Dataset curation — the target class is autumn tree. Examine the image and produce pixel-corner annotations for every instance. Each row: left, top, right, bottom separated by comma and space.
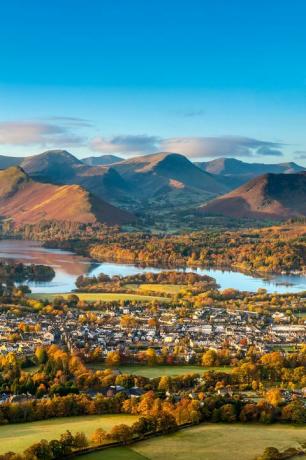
265, 388, 282, 407
106, 350, 121, 367
91, 428, 107, 445
108, 424, 133, 444
202, 349, 217, 367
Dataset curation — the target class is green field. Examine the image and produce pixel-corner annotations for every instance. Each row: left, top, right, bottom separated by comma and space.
296, 312, 306, 318
0, 414, 138, 455
125, 283, 184, 295
88, 364, 231, 378
22, 365, 39, 373
80, 424, 306, 460
80, 447, 148, 460
31, 292, 169, 303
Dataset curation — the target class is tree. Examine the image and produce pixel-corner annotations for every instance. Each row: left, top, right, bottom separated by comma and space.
60, 430, 75, 448
158, 376, 172, 392
156, 412, 177, 433
67, 294, 79, 307
255, 446, 281, 460
219, 404, 236, 423
48, 439, 66, 458
106, 350, 120, 367
23, 440, 53, 460
115, 374, 135, 388
109, 424, 133, 444
73, 432, 88, 448
145, 348, 157, 366
281, 400, 306, 424
35, 347, 47, 365
265, 388, 282, 407
91, 428, 107, 445
120, 315, 137, 329
131, 416, 157, 437
202, 349, 217, 367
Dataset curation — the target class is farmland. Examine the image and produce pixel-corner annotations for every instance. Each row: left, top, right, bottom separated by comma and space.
88, 364, 232, 378
31, 292, 169, 303
0, 414, 138, 455
78, 424, 306, 460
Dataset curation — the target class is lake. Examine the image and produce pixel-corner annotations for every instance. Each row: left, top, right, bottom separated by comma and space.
0, 239, 306, 294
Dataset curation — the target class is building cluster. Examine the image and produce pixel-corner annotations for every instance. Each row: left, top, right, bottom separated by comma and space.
0, 303, 304, 361
0, 312, 60, 355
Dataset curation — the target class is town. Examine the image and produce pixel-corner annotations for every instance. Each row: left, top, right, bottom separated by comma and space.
0, 290, 305, 364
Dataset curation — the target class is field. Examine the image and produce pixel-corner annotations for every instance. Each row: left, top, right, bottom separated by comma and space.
0, 414, 138, 455
31, 292, 169, 303
22, 365, 39, 373
80, 447, 148, 460
88, 364, 232, 378
80, 424, 306, 460
125, 283, 184, 295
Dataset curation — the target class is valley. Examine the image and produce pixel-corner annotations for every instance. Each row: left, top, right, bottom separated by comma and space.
2, 4, 306, 460
0, 151, 305, 460
1, 239, 306, 294
0, 150, 304, 230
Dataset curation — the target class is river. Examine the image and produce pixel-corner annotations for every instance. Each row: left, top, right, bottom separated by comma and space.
0, 240, 306, 294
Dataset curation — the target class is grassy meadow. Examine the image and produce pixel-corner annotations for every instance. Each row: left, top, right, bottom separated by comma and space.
0, 414, 138, 455
31, 292, 169, 303
80, 447, 148, 460
88, 364, 232, 378
78, 424, 306, 460
125, 283, 184, 295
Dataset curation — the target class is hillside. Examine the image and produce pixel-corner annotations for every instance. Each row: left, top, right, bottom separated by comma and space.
196, 158, 305, 188
20, 149, 133, 205
21, 149, 83, 181
82, 155, 123, 166
0, 155, 23, 169
19, 150, 228, 212
113, 152, 228, 199
199, 172, 306, 220
0, 166, 133, 225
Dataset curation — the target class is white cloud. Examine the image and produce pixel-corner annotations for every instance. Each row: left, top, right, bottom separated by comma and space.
0, 121, 85, 146
160, 136, 284, 158
90, 134, 284, 158
91, 134, 160, 154
294, 150, 306, 160
0, 121, 285, 160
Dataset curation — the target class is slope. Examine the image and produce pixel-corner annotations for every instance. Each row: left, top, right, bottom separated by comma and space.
199, 172, 306, 220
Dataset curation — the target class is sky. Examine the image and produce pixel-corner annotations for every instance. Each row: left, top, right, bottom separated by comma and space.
0, 0, 305, 164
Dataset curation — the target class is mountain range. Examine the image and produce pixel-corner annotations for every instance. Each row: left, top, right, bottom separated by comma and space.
3, 150, 230, 209
196, 158, 304, 188
0, 150, 305, 225
111, 152, 228, 205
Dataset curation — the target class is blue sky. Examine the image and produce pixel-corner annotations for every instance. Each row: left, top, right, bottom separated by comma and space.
0, 0, 305, 163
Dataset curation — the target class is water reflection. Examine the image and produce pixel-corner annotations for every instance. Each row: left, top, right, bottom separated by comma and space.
0, 240, 305, 294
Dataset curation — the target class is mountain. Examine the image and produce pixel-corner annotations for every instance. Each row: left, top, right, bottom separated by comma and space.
0, 166, 133, 225
199, 172, 306, 220
21, 149, 83, 181
196, 158, 305, 188
0, 155, 23, 169
72, 165, 134, 206
113, 152, 228, 200
20, 150, 227, 212
82, 155, 123, 166
197, 158, 304, 175
20, 149, 133, 205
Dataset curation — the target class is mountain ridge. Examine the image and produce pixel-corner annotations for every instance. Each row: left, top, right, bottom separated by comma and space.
199, 172, 306, 220
0, 166, 133, 225
82, 154, 123, 166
